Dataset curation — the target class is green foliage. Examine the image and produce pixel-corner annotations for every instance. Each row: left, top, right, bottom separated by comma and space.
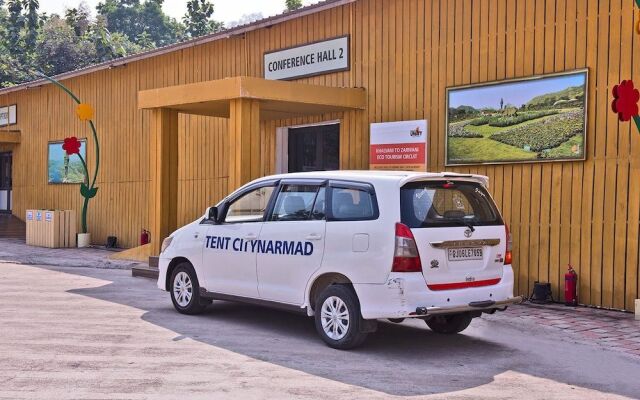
488, 110, 559, 127
183, 0, 223, 38
448, 122, 483, 138
525, 85, 584, 110
448, 105, 479, 122
467, 116, 491, 126
35, 16, 96, 76
489, 110, 584, 152
0, 0, 223, 86
465, 110, 559, 128
24, 0, 39, 50
6, 0, 24, 56
65, 3, 91, 36
285, 0, 303, 11
96, 0, 184, 47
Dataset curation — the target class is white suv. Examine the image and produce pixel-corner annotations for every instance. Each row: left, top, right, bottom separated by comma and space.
158, 171, 521, 349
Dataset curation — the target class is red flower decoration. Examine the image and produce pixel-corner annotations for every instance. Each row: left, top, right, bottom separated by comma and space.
62, 137, 81, 156
612, 80, 640, 122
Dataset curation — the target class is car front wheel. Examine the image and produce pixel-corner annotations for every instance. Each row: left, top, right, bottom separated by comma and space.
425, 313, 473, 334
170, 263, 207, 315
314, 285, 368, 350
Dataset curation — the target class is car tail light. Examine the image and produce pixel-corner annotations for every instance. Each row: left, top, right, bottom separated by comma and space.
504, 224, 512, 265
392, 223, 423, 272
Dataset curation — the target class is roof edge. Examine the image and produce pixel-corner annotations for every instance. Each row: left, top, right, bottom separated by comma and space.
0, 0, 356, 96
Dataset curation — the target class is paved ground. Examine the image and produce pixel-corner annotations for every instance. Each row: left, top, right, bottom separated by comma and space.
485, 302, 640, 359
1, 261, 639, 400
0, 238, 144, 269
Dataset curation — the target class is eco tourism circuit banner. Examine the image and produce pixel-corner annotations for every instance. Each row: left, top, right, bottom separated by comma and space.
48, 139, 87, 184
370, 120, 428, 171
446, 70, 587, 165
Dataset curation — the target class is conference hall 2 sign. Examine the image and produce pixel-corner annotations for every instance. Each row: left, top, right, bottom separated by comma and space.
264, 36, 349, 80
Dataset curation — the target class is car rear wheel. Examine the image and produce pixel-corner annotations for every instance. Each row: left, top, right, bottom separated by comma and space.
425, 313, 473, 334
170, 263, 208, 315
314, 285, 368, 350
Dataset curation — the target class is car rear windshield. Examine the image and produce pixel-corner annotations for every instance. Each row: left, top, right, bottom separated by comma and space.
400, 180, 503, 228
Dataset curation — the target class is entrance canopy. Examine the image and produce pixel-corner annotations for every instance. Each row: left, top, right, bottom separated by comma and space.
134, 76, 366, 257
138, 76, 366, 120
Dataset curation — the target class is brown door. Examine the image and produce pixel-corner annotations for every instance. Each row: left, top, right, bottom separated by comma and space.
0, 152, 12, 212
288, 124, 340, 172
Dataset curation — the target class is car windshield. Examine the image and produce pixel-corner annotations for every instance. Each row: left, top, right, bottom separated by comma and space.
400, 180, 503, 228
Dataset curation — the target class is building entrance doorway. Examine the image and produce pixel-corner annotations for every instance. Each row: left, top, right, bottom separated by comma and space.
287, 123, 339, 172
0, 152, 12, 213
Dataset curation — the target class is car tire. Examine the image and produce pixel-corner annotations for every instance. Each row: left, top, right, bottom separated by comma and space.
314, 284, 369, 350
170, 263, 208, 315
425, 313, 473, 334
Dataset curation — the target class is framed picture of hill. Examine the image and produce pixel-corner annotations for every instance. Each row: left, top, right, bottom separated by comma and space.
445, 69, 588, 165
48, 139, 87, 184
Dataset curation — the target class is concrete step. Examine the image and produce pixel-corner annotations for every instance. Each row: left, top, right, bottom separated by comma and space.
132, 265, 159, 279
149, 256, 159, 268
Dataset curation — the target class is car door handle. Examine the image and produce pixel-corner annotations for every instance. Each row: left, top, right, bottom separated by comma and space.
305, 233, 323, 240
244, 233, 258, 241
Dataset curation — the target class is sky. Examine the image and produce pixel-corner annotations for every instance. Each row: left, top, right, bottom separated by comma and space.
37, 0, 320, 25
449, 73, 586, 109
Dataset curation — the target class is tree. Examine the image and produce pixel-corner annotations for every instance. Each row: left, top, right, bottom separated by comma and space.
6, 0, 24, 56
91, 15, 141, 62
183, 0, 223, 38
285, 0, 303, 11
96, 0, 183, 47
35, 16, 96, 76
24, 0, 40, 51
0, 2, 28, 87
65, 2, 91, 37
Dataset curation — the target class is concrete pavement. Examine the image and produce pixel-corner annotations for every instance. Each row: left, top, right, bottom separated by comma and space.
0, 238, 145, 269
0, 261, 638, 399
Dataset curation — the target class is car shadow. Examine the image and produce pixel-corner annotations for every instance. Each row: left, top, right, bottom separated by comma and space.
53, 266, 639, 397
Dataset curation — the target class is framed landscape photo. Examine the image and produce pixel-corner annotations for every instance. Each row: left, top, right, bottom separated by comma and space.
445, 69, 588, 165
48, 139, 87, 184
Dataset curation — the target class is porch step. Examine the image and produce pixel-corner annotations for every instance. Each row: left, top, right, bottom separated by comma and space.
0, 214, 25, 240
131, 256, 159, 279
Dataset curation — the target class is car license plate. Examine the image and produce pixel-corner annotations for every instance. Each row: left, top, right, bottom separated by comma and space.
448, 247, 483, 261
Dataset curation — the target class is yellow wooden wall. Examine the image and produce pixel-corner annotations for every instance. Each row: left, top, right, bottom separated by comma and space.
1, 0, 638, 310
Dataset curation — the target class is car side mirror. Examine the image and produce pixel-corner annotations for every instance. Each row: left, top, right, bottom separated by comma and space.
206, 206, 219, 223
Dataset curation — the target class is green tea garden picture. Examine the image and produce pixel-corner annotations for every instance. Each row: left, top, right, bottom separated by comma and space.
48, 139, 87, 184
446, 71, 587, 165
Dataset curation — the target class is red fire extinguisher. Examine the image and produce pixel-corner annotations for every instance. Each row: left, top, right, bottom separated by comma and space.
564, 264, 578, 306
140, 229, 150, 246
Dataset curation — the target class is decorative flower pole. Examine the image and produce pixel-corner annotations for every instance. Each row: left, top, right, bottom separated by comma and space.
612, 1, 640, 134
611, 80, 640, 132
39, 73, 100, 241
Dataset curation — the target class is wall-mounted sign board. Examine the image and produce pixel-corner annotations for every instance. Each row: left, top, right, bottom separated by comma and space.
0, 105, 16, 126
264, 36, 349, 80
369, 120, 428, 172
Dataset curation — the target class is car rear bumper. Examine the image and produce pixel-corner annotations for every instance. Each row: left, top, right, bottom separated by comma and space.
413, 296, 523, 316
353, 265, 518, 319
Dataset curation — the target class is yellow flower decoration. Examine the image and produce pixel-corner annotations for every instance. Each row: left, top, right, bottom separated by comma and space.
76, 103, 94, 121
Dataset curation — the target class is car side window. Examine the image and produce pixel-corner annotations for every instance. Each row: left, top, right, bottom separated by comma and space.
270, 185, 323, 221
224, 186, 275, 223
330, 187, 376, 220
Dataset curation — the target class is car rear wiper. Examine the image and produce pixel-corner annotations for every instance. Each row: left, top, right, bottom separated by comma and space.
452, 218, 475, 232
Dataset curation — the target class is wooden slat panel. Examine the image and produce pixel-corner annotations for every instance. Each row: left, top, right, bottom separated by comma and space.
1, 0, 638, 310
